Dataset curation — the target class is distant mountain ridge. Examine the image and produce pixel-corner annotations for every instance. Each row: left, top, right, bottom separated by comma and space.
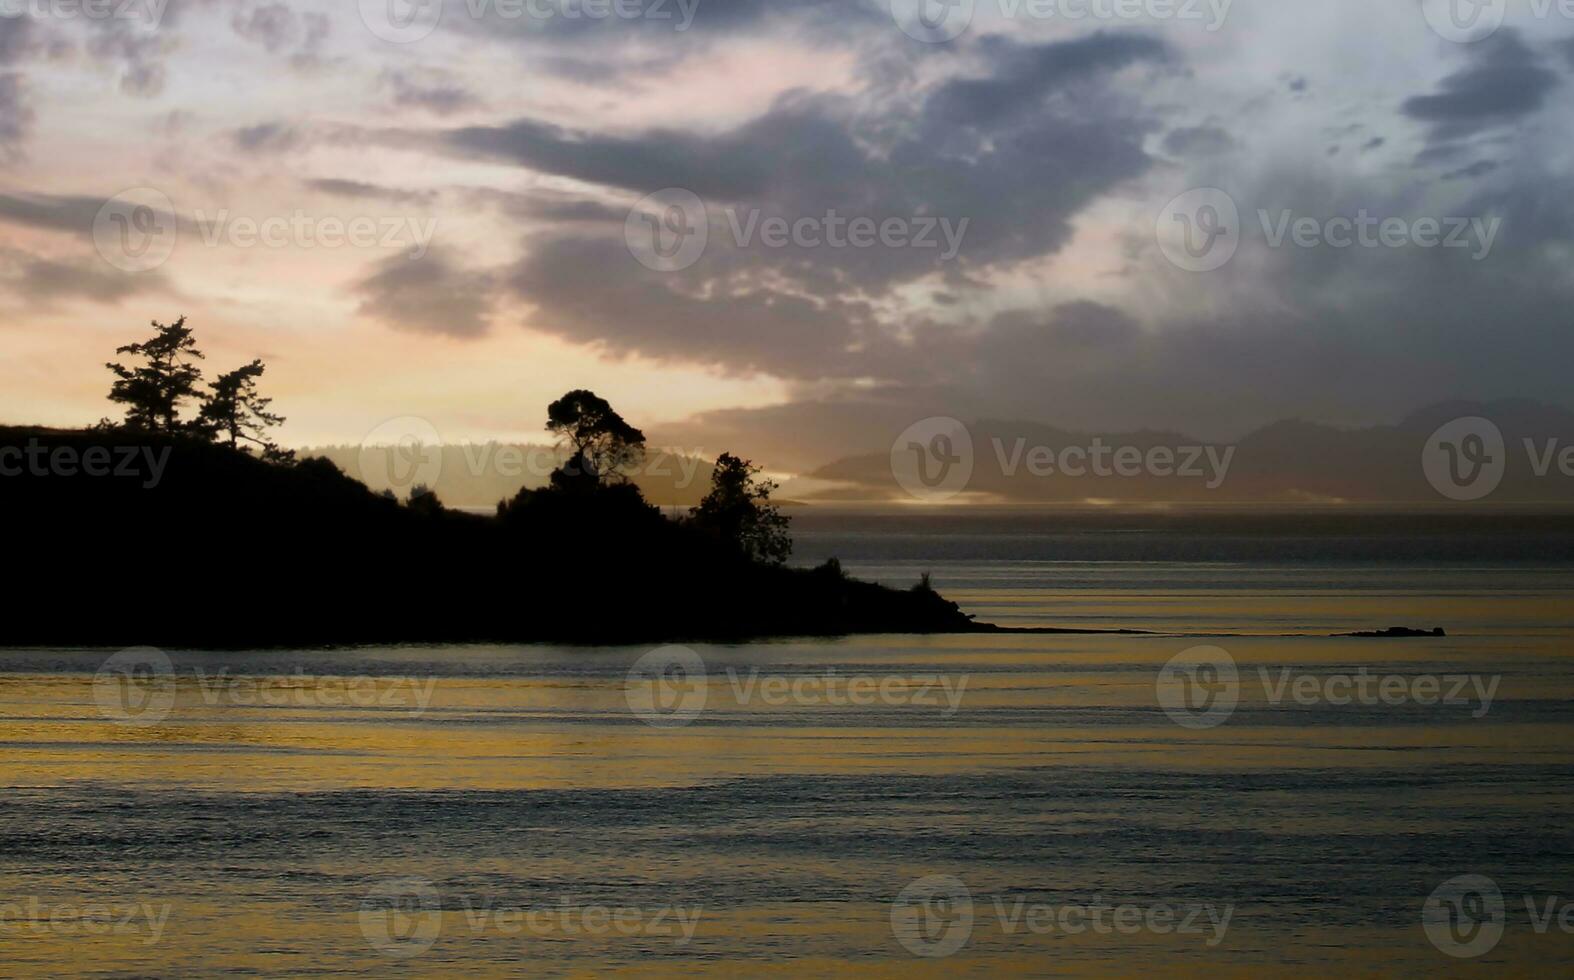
808, 400, 1574, 505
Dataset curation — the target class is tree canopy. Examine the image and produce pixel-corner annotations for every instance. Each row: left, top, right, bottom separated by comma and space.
105, 316, 289, 461
690, 452, 792, 565
545, 389, 646, 486
105, 316, 206, 433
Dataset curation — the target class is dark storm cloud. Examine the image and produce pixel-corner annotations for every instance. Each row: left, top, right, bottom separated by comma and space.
447, 114, 776, 199
452, 32, 1173, 359
1401, 31, 1560, 143
921, 32, 1168, 131
508, 232, 877, 376
355, 249, 497, 339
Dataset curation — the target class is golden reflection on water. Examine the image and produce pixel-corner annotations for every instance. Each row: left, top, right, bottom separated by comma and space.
2, 583, 1573, 975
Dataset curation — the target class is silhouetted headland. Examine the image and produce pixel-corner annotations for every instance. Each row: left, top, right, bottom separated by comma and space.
1, 421, 1001, 647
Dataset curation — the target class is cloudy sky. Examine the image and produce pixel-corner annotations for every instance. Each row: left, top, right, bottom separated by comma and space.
3, 0, 1572, 471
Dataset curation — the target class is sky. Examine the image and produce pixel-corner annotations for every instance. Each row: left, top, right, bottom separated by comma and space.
2, 0, 1572, 472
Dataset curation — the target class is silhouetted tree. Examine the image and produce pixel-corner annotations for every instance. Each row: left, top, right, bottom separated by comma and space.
105, 316, 205, 433
690, 453, 792, 564
196, 359, 292, 462
545, 390, 645, 486
407, 483, 444, 514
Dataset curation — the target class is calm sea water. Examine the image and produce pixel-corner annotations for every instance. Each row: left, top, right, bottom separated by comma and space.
4, 512, 1574, 976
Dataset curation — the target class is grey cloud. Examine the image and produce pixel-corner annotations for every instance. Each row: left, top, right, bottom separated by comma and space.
464, 31, 1171, 351
381, 68, 480, 115
232, 2, 330, 70
355, 249, 496, 339
304, 178, 436, 204
0, 247, 169, 306
231, 121, 304, 152
0, 73, 30, 160
84, 18, 173, 97
0, 191, 120, 234
1441, 160, 1499, 180
1163, 125, 1236, 158
1401, 32, 1559, 143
